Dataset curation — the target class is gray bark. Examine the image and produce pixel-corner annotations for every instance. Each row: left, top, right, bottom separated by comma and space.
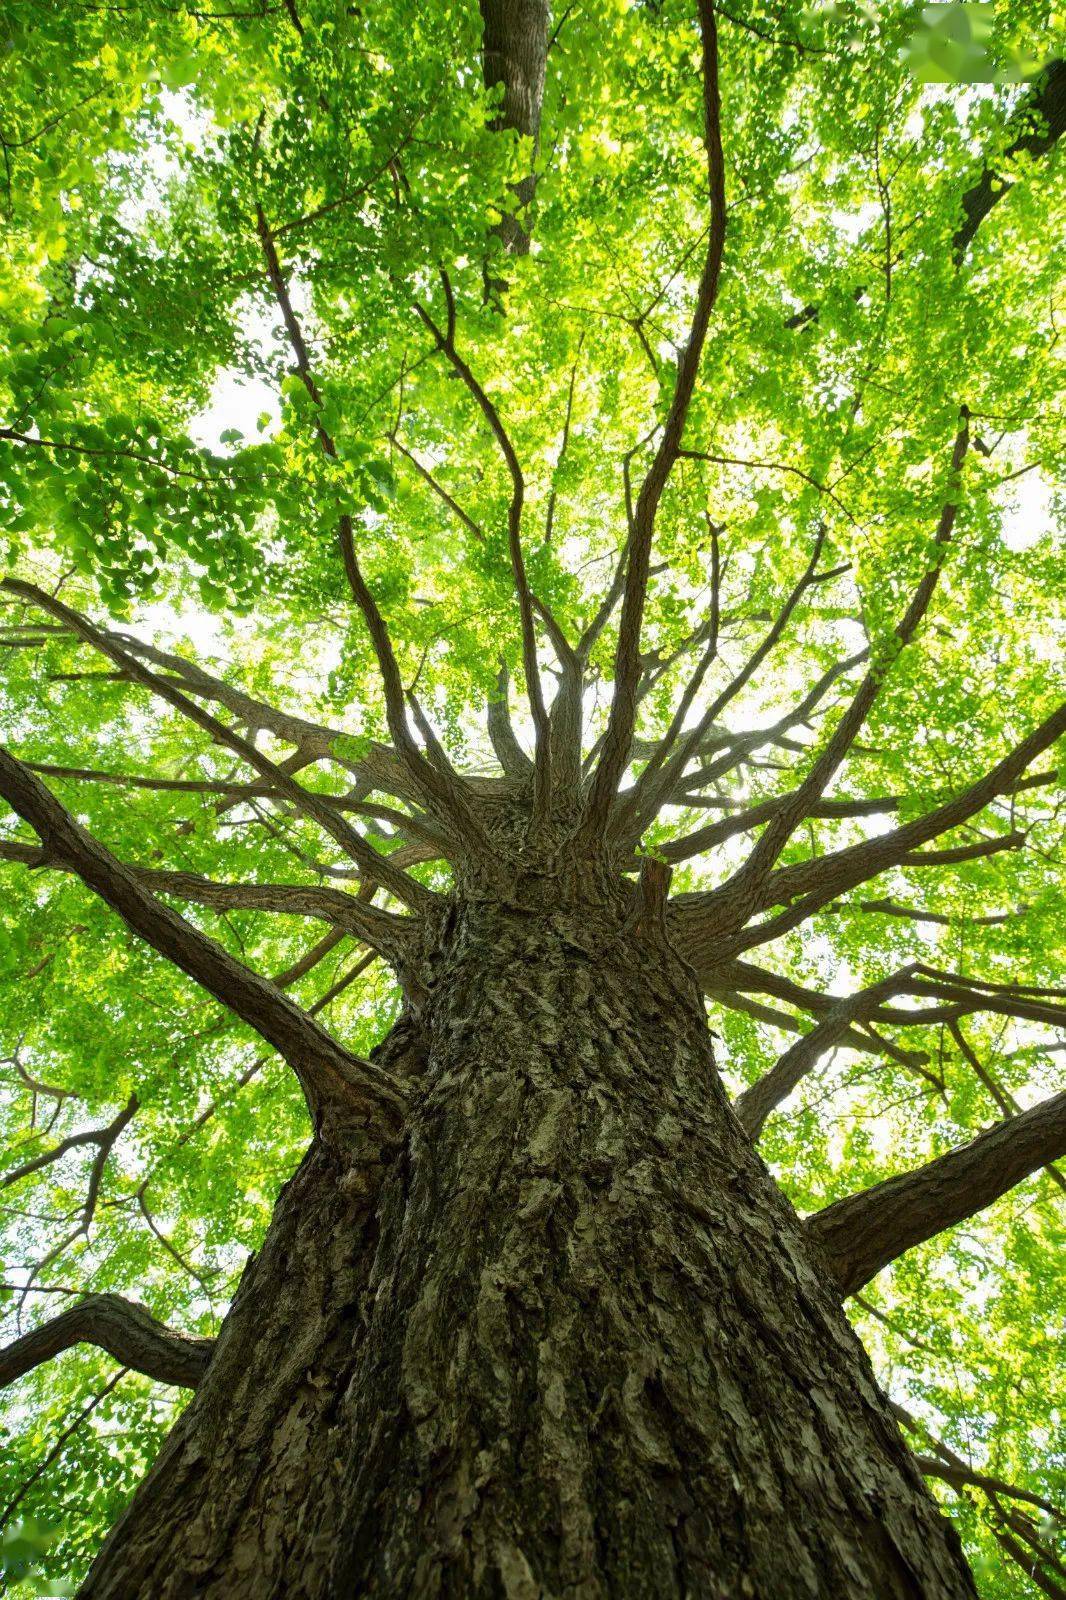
77, 892, 977, 1599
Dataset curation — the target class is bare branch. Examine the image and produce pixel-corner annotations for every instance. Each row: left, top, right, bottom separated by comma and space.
0, 1294, 214, 1391
807, 1090, 1066, 1297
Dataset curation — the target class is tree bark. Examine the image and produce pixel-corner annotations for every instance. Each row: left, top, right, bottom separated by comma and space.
479, 0, 550, 253
78, 899, 977, 1598
0, 1295, 213, 1392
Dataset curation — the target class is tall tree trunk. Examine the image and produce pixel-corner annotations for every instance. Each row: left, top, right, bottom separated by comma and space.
479, 0, 550, 253
79, 896, 977, 1598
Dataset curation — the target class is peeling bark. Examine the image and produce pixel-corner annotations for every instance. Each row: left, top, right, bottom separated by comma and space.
80, 894, 976, 1599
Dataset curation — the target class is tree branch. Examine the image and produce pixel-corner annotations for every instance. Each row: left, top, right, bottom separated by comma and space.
610, 523, 722, 839
707, 701, 1066, 963
412, 278, 554, 815
0, 1368, 126, 1529
622, 529, 847, 840
0, 836, 409, 955
1, 577, 436, 912
734, 966, 922, 1138
2, 1094, 136, 1199
949, 1019, 1065, 1194
662, 768, 1055, 864
807, 1090, 1066, 1297
388, 430, 487, 542
253, 206, 487, 848
914, 1452, 1063, 1521
952, 58, 1066, 260
0, 750, 411, 1133
579, 0, 726, 843
486, 663, 534, 779
0, 1294, 214, 1390
785, 59, 1066, 328
682, 410, 970, 943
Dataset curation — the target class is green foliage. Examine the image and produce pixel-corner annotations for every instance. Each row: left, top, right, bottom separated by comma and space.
0, 0, 1063, 1590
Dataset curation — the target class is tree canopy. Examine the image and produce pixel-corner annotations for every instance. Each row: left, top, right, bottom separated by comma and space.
0, 0, 1064, 1592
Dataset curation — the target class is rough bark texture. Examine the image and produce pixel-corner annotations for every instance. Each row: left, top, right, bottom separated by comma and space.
79, 892, 977, 1599
479, 0, 550, 252
0, 1294, 213, 1392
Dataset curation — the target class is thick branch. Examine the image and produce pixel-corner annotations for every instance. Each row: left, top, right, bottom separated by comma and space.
953, 59, 1066, 259
915, 1453, 1063, 1520
1, 578, 435, 912
706, 983, 928, 1070
486, 664, 534, 779
0, 750, 410, 1130
808, 1091, 1066, 1297
479, 0, 550, 253
17, 761, 450, 850
0, 1294, 214, 1390
712, 701, 1066, 961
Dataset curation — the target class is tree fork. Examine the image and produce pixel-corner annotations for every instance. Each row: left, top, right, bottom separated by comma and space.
77, 895, 977, 1599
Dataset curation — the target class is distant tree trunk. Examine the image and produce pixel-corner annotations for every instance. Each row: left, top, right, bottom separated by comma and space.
479, 0, 550, 253
79, 896, 977, 1598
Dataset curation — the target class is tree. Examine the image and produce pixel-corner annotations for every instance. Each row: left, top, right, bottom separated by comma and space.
0, 0, 1064, 1594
